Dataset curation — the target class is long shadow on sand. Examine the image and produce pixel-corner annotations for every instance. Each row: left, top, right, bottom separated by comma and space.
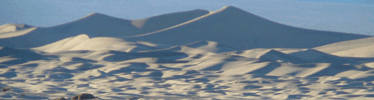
103, 50, 188, 62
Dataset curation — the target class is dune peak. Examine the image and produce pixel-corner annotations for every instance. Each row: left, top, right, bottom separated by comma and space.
78, 12, 118, 21
214, 5, 247, 13
221, 6, 239, 10
86, 12, 106, 17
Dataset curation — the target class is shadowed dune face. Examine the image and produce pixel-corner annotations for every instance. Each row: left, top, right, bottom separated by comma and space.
132, 9, 209, 31
1, 41, 374, 99
0, 9, 209, 48
1, 6, 374, 100
103, 50, 189, 62
0, 6, 369, 49
0, 47, 45, 65
127, 6, 368, 50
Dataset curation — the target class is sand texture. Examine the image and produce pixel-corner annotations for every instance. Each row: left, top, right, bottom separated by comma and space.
0, 6, 373, 100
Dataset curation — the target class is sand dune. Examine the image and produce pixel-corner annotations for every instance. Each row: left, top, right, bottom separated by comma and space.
131, 9, 209, 33
2, 41, 374, 99
183, 41, 237, 53
1, 6, 374, 100
289, 49, 355, 63
33, 34, 167, 53
0, 9, 208, 48
127, 6, 368, 50
315, 36, 374, 57
32, 34, 90, 52
0, 24, 33, 33
0, 24, 37, 39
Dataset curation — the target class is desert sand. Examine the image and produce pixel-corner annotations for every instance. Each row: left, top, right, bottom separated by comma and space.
0, 6, 374, 100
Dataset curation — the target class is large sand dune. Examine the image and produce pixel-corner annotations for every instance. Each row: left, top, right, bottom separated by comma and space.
127, 6, 368, 50
0, 6, 374, 99
0, 9, 208, 48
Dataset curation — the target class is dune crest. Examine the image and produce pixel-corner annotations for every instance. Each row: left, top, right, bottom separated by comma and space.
127, 6, 368, 50
315, 36, 374, 57
0, 10, 208, 48
0, 23, 37, 39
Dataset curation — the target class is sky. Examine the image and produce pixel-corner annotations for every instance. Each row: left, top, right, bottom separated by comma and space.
1, 0, 374, 35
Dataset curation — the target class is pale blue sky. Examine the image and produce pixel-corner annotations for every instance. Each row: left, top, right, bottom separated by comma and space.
1, 0, 373, 35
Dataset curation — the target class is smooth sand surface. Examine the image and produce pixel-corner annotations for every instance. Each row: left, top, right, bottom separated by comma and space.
315, 36, 374, 57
